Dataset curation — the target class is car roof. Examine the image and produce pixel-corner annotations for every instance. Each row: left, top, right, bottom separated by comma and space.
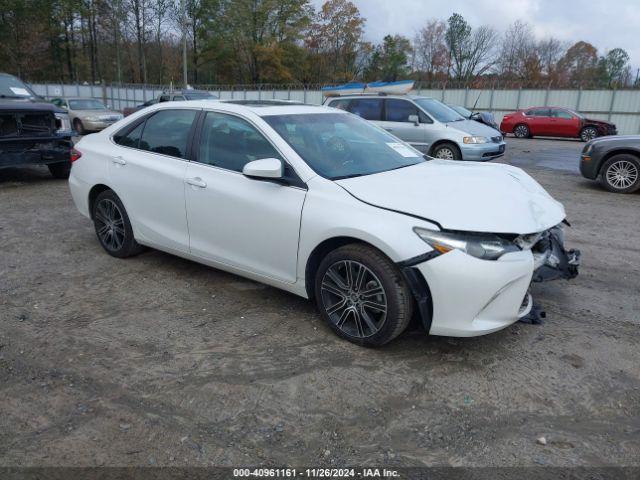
327, 94, 434, 101
142, 100, 341, 117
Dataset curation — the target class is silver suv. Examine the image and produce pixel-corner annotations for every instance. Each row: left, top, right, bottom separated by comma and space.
325, 94, 506, 161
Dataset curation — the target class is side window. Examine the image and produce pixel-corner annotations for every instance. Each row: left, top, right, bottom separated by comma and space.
114, 122, 144, 148
348, 99, 383, 121
385, 99, 419, 122
527, 108, 550, 117
553, 109, 573, 119
138, 109, 197, 158
159, 95, 170, 102
197, 112, 282, 172
328, 99, 351, 111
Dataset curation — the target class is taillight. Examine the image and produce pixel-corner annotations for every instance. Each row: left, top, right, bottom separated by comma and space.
70, 148, 82, 163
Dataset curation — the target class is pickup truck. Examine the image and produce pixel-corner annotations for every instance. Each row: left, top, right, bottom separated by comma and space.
0, 73, 74, 178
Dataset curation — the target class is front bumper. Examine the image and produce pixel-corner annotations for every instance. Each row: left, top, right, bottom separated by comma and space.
460, 141, 506, 161
400, 227, 581, 337
0, 135, 73, 169
83, 119, 118, 131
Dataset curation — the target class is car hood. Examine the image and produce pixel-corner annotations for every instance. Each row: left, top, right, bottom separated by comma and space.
584, 117, 614, 127
336, 160, 565, 234
0, 97, 65, 113
446, 119, 501, 137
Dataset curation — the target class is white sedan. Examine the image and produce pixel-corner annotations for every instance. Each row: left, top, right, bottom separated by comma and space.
68, 101, 580, 346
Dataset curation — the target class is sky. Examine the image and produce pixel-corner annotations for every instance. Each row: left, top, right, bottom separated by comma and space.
312, 0, 640, 70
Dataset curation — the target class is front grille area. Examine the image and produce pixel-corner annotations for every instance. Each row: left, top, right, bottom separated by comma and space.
0, 112, 55, 138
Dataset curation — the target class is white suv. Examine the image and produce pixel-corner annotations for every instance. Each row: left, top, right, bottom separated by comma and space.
69, 101, 579, 346
325, 94, 506, 161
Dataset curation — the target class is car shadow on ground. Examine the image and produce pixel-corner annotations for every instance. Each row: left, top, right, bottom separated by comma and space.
0, 166, 59, 185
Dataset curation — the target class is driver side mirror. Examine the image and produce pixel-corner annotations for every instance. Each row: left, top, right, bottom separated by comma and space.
242, 158, 283, 180
408, 114, 420, 126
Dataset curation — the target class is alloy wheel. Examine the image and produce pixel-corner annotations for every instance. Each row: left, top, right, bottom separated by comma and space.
94, 198, 126, 251
434, 147, 455, 160
320, 260, 388, 338
581, 127, 598, 142
605, 160, 639, 190
514, 125, 529, 138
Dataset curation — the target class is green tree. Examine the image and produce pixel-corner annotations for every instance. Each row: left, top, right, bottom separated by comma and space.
445, 13, 496, 82
365, 34, 412, 81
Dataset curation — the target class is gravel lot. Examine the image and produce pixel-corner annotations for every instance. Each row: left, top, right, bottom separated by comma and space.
1, 138, 639, 468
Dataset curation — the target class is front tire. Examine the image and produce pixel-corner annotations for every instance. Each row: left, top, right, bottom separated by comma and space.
431, 142, 461, 160
580, 126, 599, 142
48, 162, 70, 179
599, 154, 640, 193
513, 124, 530, 138
92, 190, 144, 257
314, 244, 413, 347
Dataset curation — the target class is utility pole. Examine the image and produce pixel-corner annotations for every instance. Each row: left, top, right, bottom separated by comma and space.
181, 0, 188, 88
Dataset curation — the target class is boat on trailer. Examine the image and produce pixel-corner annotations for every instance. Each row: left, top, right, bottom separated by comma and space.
321, 80, 415, 97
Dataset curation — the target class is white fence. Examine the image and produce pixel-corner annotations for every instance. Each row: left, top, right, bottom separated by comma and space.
29, 83, 640, 135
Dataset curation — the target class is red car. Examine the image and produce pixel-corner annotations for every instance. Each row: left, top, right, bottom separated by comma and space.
500, 107, 617, 142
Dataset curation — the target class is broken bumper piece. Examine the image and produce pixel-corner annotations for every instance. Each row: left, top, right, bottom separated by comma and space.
531, 226, 581, 282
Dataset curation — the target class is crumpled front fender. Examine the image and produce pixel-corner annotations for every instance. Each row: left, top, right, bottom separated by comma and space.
532, 226, 581, 282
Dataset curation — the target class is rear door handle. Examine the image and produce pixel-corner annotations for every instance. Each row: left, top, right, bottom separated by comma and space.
185, 177, 207, 188
112, 155, 126, 165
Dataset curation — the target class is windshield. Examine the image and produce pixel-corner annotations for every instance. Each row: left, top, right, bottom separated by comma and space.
566, 108, 584, 119
263, 113, 424, 180
184, 92, 217, 100
449, 104, 472, 118
69, 99, 107, 110
415, 98, 464, 123
0, 74, 36, 98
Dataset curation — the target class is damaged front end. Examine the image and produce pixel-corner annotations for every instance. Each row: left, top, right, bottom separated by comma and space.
515, 224, 581, 323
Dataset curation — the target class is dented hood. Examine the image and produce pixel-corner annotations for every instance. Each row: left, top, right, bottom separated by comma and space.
336, 160, 566, 234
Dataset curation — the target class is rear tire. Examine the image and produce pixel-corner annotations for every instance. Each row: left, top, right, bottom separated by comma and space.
598, 154, 640, 193
48, 162, 70, 179
92, 190, 144, 258
580, 126, 599, 142
73, 118, 85, 135
513, 124, 530, 138
431, 142, 461, 160
314, 244, 413, 347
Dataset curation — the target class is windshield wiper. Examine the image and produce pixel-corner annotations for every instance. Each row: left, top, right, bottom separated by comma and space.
0, 94, 26, 99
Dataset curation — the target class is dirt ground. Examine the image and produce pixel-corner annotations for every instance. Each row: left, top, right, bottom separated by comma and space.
1, 138, 639, 468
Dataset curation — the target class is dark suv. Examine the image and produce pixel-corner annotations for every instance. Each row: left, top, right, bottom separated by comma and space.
0, 73, 74, 178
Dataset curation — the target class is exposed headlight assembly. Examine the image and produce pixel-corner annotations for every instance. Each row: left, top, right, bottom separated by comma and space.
54, 112, 72, 133
414, 227, 519, 260
463, 136, 488, 144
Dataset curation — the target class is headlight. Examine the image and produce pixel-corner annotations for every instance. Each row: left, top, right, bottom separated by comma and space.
414, 227, 519, 260
582, 143, 593, 155
54, 112, 72, 133
463, 136, 488, 144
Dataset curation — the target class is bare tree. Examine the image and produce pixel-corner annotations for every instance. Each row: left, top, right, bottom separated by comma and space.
445, 13, 497, 83
497, 20, 537, 79
413, 19, 448, 83
537, 37, 565, 77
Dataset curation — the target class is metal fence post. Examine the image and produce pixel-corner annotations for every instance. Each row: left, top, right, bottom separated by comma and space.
489, 86, 494, 112
45, 83, 49, 99
516, 87, 521, 109
304, 86, 307, 104
463, 87, 469, 108
101, 81, 107, 106
576, 87, 582, 112
608, 89, 617, 121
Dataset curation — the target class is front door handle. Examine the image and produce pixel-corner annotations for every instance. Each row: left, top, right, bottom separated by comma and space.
384, 127, 393, 131
186, 177, 207, 188
112, 155, 126, 165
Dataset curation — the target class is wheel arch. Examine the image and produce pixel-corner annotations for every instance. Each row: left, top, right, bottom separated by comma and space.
305, 236, 392, 300
88, 184, 114, 219
429, 140, 461, 159
597, 149, 640, 176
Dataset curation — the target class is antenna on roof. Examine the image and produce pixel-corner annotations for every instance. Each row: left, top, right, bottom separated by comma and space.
471, 92, 481, 112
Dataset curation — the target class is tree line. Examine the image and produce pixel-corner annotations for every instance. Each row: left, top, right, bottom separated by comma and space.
0, 0, 636, 88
